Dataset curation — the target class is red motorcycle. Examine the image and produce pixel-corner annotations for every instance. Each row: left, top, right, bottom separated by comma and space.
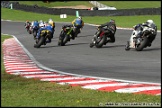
25, 23, 32, 34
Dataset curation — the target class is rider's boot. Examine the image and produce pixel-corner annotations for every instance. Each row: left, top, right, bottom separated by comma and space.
148, 42, 151, 47
46, 39, 51, 43
104, 39, 110, 45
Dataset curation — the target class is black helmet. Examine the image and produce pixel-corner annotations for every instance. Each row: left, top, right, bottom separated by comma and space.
110, 19, 115, 23
62, 25, 66, 29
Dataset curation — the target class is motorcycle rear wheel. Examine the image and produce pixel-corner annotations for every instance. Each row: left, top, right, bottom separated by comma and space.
135, 37, 148, 51
34, 36, 45, 48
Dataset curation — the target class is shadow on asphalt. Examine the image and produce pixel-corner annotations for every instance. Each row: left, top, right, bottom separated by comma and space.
76, 35, 93, 38
101, 45, 125, 48
35, 42, 89, 48
142, 47, 161, 51
61, 42, 89, 46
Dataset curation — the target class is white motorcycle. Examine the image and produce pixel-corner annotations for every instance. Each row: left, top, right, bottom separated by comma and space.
125, 26, 155, 51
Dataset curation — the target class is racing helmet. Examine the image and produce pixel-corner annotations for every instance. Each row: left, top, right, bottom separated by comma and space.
26, 20, 29, 23
48, 18, 53, 22
110, 19, 115, 23
78, 16, 82, 20
147, 19, 154, 24
44, 21, 48, 27
49, 21, 53, 25
146, 19, 154, 27
39, 23, 44, 28
39, 20, 43, 23
34, 20, 38, 23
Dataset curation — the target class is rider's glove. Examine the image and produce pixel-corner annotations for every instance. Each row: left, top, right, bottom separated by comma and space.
97, 26, 101, 30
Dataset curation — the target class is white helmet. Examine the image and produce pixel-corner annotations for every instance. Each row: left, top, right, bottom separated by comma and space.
49, 18, 52, 22
146, 19, 154, 27
78, 16, 82, 20
40, 20, 43, 23
147, 20, 154, 24
39, 23, 44, 28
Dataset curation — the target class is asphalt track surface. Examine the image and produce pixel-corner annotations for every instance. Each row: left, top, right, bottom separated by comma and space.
1, 21, 161, 84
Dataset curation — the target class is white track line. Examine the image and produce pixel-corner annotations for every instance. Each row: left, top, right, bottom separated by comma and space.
40, 77, 87, 81
82, 83, 131, 89
58, 79, 112, 85
23, 74, 67, 78
115, 86, 161, 93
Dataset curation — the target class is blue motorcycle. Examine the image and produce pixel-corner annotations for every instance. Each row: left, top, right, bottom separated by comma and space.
32, 25, 39, 39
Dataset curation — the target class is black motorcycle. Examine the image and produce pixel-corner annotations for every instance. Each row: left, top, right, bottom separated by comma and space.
90, 27, 110, 48
58, 25, 75, 46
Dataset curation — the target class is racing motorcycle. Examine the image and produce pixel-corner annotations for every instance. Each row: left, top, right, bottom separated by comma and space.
25, 24, 32, 34
58, 25, 75, 46
89, 26, 109, 48
34, 30, 52, 48
125, 26, 155, 51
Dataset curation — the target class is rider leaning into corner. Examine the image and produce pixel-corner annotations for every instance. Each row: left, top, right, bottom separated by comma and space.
24, 20, 31, 29
35, 22, 54, 45
39, 20, 45, 27
48, 18, 55, 38
61, 16, 84, 40
31, 20, 39, 29
72, 16, 84, 34
133, 19, 157, 47
96, 19, 117, 45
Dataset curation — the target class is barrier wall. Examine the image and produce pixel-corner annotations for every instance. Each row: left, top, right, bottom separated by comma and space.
1, 1, 161, 16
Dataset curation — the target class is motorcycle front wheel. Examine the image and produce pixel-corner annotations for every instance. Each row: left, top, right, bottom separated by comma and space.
58, 31, 70, 46
95, 35, 106, 48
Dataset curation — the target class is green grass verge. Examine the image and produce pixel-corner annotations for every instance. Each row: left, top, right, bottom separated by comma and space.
1, 8, 161, 30
1, 35, 161, 107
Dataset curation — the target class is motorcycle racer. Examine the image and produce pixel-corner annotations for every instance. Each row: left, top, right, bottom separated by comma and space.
35, 22, 53, 44
61, 24, 75, 40
72, 16, 84, 34
24, 20, 31, 29
48, 18, 55, 38
39, 20, 45, 28
96, 19, 116, 45
133, 19, 157, 47
31, 20, 39, 28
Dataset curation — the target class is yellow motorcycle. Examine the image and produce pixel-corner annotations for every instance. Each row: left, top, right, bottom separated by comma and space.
34, 30, 52, 48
